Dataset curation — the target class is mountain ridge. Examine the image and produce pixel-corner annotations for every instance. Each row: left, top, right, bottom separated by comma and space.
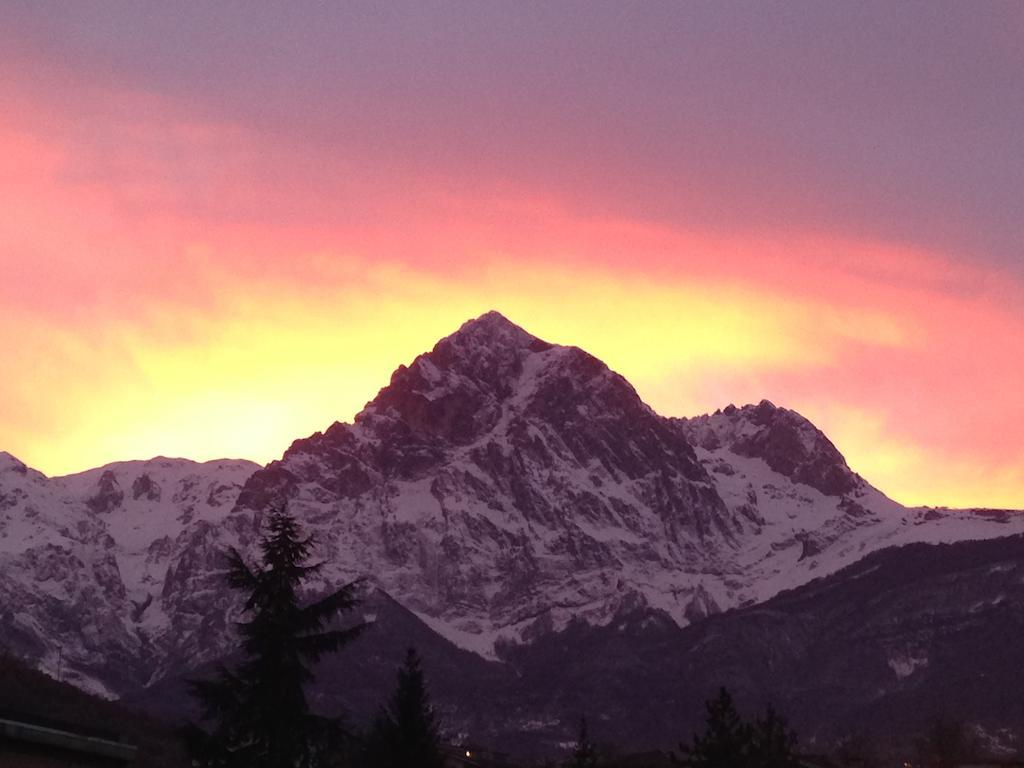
1, 310, 1021, 700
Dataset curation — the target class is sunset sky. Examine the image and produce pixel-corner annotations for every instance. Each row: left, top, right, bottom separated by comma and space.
1, 2, 1021, 508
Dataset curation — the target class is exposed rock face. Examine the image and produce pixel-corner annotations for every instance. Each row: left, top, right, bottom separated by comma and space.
87, 471, 125, 514
678, 400, 860, 496
1, 312, 1022, 705
132, 474, 161, 502
0, 456, 258, 696
233, 312, 733, 649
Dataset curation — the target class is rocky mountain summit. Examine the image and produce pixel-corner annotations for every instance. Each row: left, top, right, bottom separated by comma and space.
678, 400, 861, 496
1, 311, 1021, 703
235, 310, 736, 651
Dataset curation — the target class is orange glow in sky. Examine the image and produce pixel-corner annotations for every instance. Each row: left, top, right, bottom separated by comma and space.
1, 6, 1022, 509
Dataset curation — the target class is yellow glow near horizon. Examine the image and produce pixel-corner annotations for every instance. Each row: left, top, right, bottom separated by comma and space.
11, 263, 847, 474
10, 254, 1021, 510
819, 407, 1024, 510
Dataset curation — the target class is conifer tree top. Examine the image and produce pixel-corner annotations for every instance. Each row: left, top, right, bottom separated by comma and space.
364, 647, 444, 768
186, 504, 365, 768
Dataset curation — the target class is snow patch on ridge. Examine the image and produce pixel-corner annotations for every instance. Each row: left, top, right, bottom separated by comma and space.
888, 649, 929, 679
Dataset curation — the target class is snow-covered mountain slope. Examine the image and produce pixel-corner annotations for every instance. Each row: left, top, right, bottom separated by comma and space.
224, 313, 1024, 654
676, 405, 1024, 609
228, 311, 734, 655
0, 310, 1021, 699
0, 453, 257, 695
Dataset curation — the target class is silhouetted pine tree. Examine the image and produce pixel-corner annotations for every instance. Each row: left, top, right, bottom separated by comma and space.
364, 648, 444, 768
570, 717, 598, 768
749, 706, 801, 768
675, 687, 752, 768
675, 689, 801, 768
185, 505, 365, 768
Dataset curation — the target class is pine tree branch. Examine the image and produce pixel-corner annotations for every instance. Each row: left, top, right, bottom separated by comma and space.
187, 665, 246, 722
223, 548, 259, 592
296, 624, 367, 662
296, 578, 365, 631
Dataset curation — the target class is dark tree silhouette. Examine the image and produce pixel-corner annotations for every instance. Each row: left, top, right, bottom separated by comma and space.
675, 688, 801, 768
185, 505, 365, 768
675, 687, 752, 768
569, 716, 598, 768
364, 648, 444, 768
749, 706, 801, 768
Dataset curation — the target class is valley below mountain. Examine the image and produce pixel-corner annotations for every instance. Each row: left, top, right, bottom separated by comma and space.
130, 534, 1024, 756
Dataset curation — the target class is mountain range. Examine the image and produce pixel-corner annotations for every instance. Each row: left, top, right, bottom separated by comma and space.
1, 311, 1021, 755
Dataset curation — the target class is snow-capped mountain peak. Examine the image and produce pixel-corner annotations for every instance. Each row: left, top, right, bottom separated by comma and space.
1, 311, 1021, 698
355, 310, 649, 448
0, 451, 42, 480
